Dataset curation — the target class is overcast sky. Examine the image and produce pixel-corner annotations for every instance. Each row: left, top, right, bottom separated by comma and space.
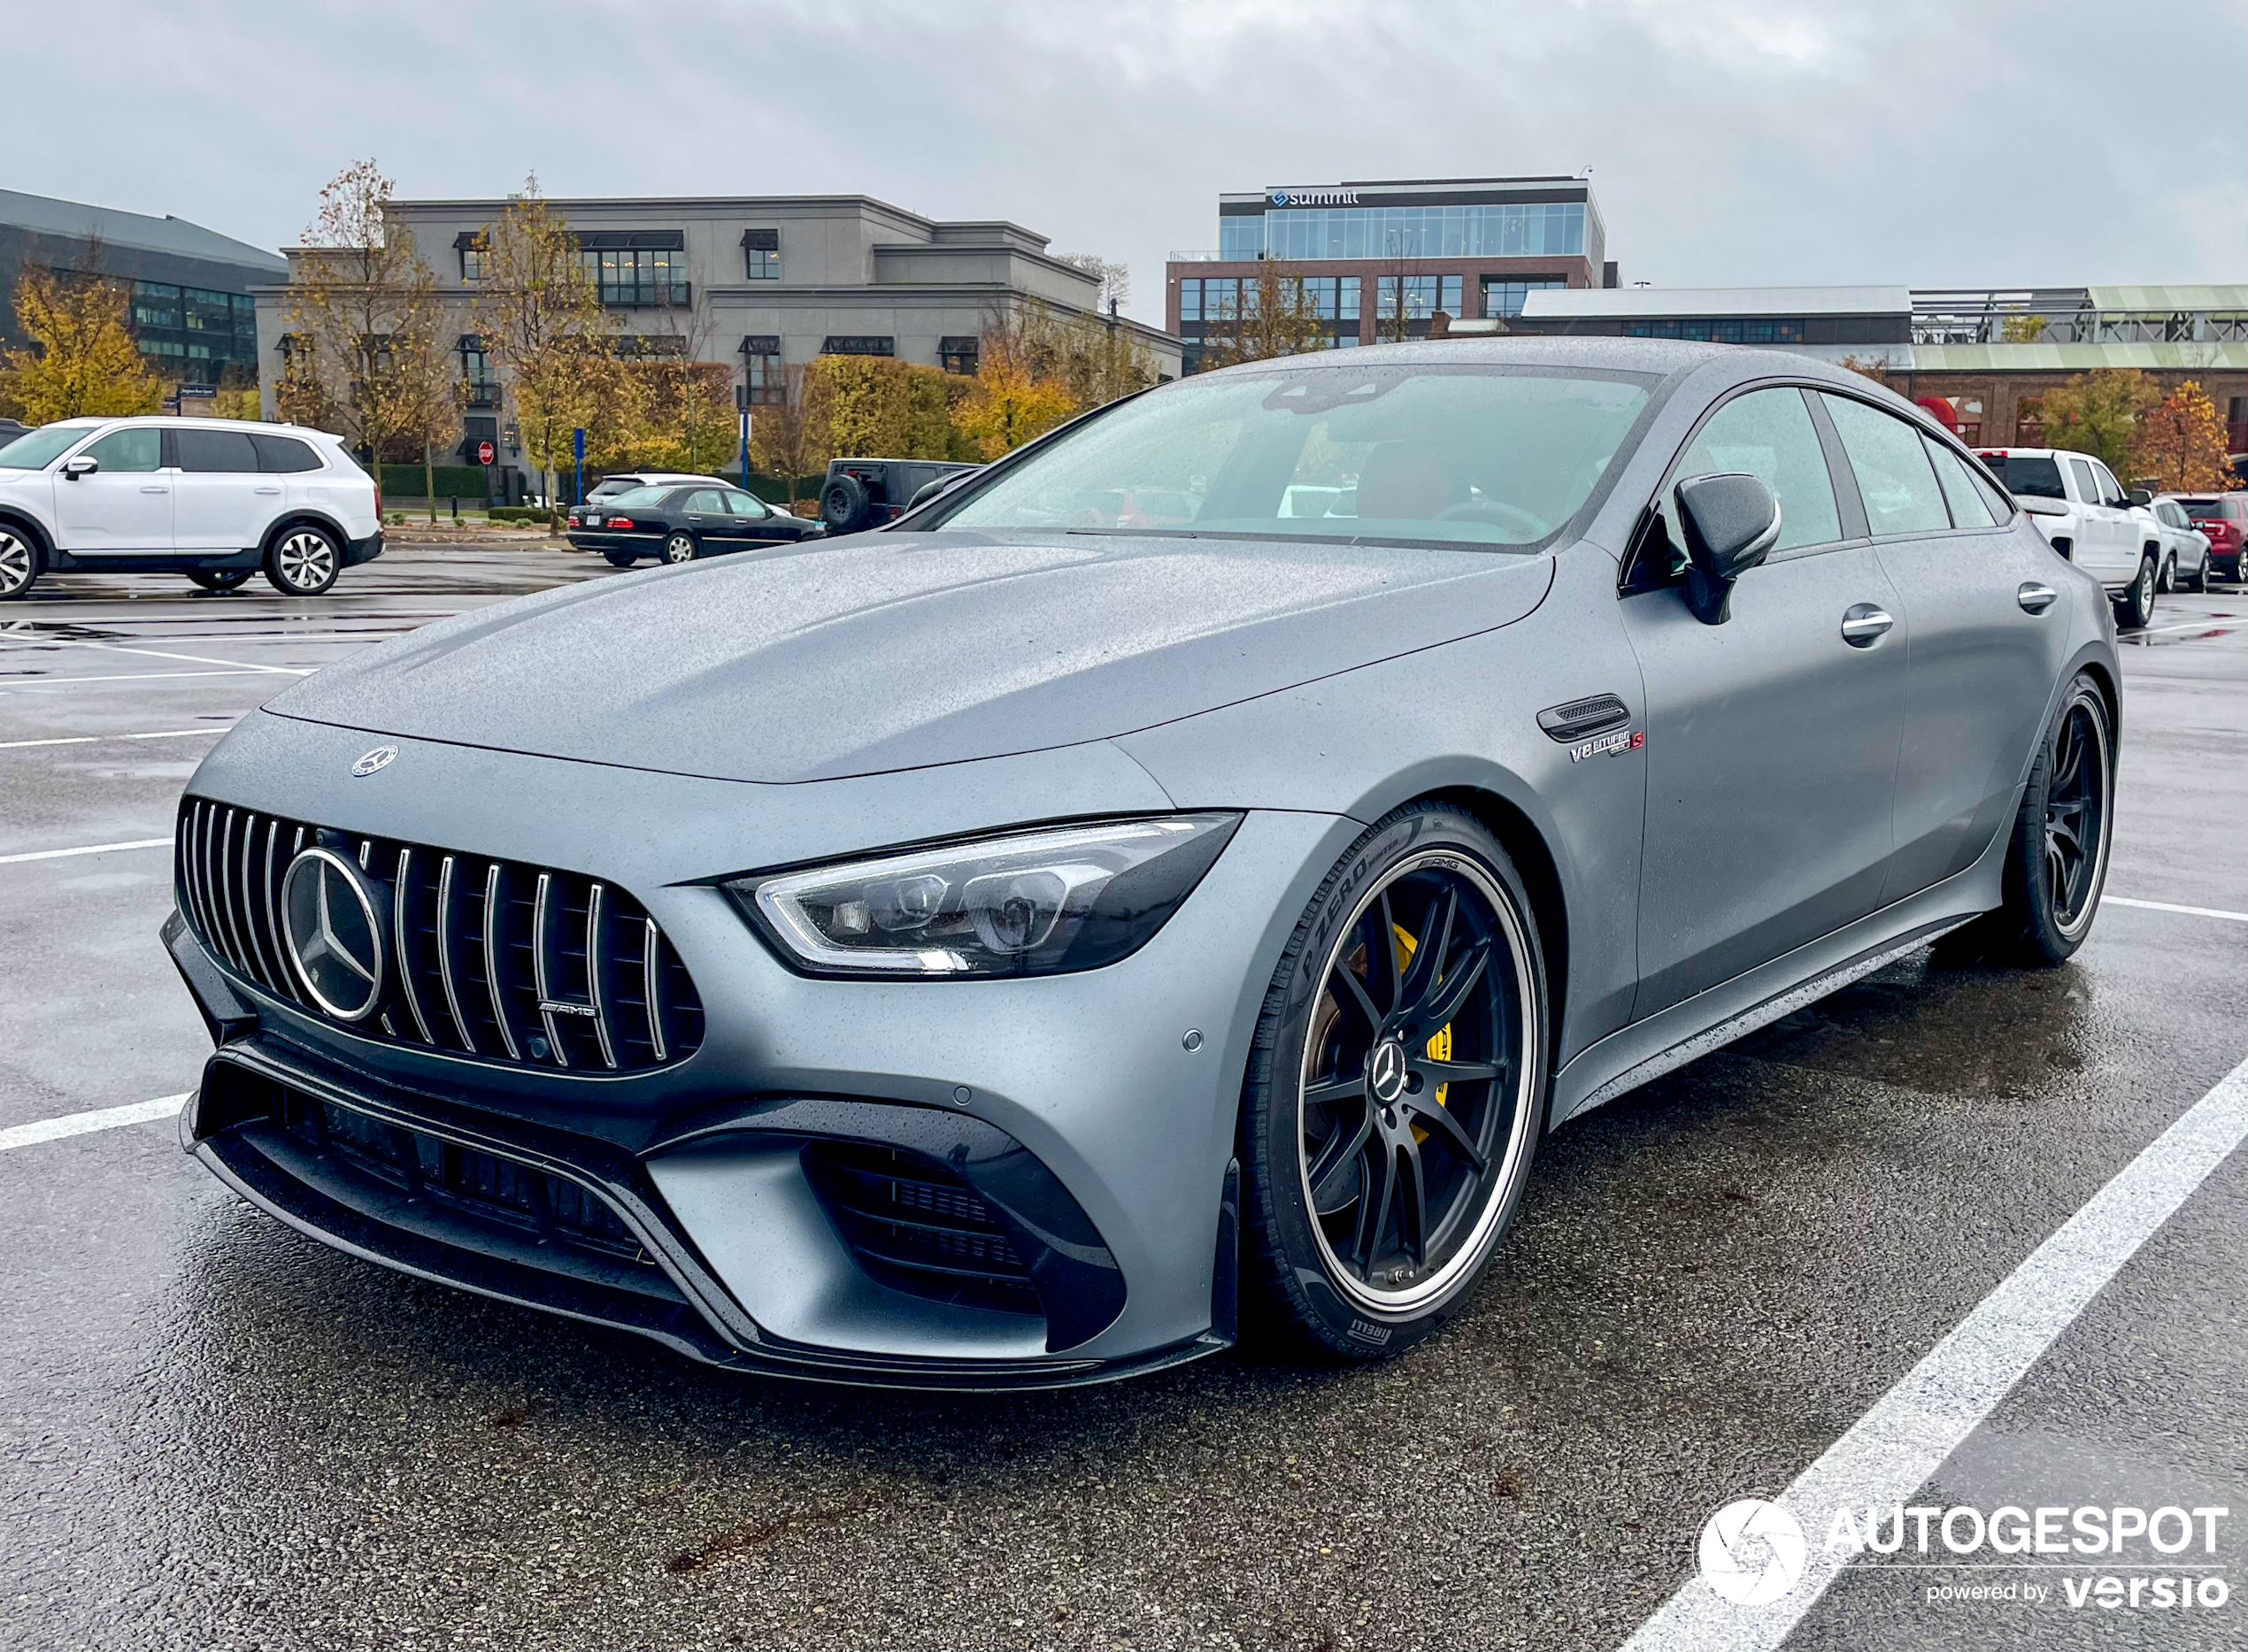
14, 0, 2245, 324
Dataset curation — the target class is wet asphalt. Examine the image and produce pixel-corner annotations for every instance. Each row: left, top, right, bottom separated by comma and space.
3, 548, 2245, 1652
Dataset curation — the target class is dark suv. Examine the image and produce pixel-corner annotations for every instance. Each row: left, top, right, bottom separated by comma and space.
820, 458, 980, 535
2167, 494, 2248, 583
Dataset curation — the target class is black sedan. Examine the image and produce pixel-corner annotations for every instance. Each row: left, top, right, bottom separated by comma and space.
566, 482, 825, 566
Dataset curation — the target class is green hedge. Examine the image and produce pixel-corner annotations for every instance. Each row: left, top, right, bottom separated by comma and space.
489, 506, 562, 526
381, 465, 492, 499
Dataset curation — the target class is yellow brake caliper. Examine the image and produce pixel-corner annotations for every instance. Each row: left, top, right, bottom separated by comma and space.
1391, 924, 1451, 1134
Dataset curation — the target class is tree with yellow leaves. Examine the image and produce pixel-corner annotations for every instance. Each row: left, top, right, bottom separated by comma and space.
2131, 380, 2239, 493
953, 329, 1077, 458
1, 254, 163, 422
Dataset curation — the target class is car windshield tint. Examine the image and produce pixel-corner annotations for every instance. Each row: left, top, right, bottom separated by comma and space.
597, 486, 673, 510
933, 366, 1653, 549
0, 423, 99, 469
1982, 454, 2065, 499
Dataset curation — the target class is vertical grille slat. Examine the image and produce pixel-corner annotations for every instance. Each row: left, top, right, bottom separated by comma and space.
174, 801, 700, 1075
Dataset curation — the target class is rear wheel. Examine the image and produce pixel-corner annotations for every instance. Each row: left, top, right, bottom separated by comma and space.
2115, 557, 2156, 630
266, 526, 340, 595
2184, 555, 2206, 593
187, 569, 252, 592
662, 532, 697, 565
1956, 674, 2113, 966
604, 552, 638, 568
2157, 554, 2175, 594
0, 528, 37, 599
1241, 804, 1547, 1361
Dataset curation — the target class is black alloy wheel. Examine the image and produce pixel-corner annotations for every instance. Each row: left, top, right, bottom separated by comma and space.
663, 532, 697, 565
187, 569, 253, 592
1242, 805, 1546, 1360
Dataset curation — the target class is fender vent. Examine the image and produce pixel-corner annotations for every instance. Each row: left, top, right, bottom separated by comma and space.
1536, 694, 1630, 742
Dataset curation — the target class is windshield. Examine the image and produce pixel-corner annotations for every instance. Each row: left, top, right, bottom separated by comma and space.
932, 366, 1653, 549
0, 423, 99, 470
1979, 454, 2065, 500
2182, 497, 2240, 521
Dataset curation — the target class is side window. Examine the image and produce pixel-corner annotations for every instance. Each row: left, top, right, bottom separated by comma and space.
2067, 457, 2100, 504
251, 434, 320, 473
81, 427, 161, 473
1820, 395, 1949, 535
173, 428, 259, 473
1670, 388, 1843, 554
2090, 461, 2126, 507
682, 489, 725, 513
724, 490, 768, 519
1923, 437, 1997, 528
1967, 464, 2013, 522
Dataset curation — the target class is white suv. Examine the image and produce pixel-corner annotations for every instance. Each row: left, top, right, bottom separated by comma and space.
1977, 446, 2163, 627
0, 416, 383, 600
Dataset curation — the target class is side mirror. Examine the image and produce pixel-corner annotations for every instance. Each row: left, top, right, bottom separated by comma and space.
63, 456, 97, 480
1673, 472, 1780, 625
2128, 488, 2152, 507
2017, 495, 2069, 518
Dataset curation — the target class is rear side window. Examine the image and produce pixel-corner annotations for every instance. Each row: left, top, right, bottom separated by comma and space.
683, 489, 726, 513
1670, 388, 1842, 553
1923, 438, 1997, 528
2089, 460, 2126, 506
173, 427, 259, 473
81, 427, 162, 473
2067, 457, 2100, 503
251, 434, 320, 473
1821, 395, 1949, 535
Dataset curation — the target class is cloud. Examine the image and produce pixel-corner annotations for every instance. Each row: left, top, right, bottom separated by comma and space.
11, 0, 2244, 323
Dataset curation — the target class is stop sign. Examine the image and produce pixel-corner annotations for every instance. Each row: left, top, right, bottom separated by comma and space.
477, 440, 496, 465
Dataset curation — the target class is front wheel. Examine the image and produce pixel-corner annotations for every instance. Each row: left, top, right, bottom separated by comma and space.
266, 526, 340, 595
2115, 557, 2156, 630
0, 528, 37, 600
1240, 803, 1548, 1362
188, 569, 253, 592
662, 532, 697, 565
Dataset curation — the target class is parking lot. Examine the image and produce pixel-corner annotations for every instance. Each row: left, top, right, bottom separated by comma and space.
4, 545, 2246, 1652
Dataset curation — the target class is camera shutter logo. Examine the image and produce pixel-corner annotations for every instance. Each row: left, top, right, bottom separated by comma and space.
1698, 1500, 1808, 1605
281, 848, 388, 1022
351, 745, 397, 778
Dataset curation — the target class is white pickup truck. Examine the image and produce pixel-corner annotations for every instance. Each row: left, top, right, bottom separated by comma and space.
1978, 446, 2163, 627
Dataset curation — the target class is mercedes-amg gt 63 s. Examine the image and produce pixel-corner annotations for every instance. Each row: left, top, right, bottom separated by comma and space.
166, 339, 2119, 1388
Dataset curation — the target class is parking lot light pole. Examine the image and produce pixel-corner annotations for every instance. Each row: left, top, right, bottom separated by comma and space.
573, 426, 585, 508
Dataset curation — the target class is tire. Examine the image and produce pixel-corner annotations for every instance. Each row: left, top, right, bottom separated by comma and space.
2115, 557, 2156, 630
0, 526, 38, 600
661, 532, 697, 565
820, 473, 872, 534
604, 552, 638, 569
187, 569, 252, 592
2185, 557, 2206, 594
1240, 803, 1549, 1363
265, 526, 341, 595
1954, 674, 2113, 967
2157, 554, 2175, 594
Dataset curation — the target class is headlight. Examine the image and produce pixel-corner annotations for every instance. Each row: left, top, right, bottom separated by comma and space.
729, 814, 1240, 978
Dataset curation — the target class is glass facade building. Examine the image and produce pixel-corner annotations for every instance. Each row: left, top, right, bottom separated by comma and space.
1230, 202, 1588, 263
128, 280, 260, 388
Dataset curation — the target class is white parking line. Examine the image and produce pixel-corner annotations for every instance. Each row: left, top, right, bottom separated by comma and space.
0, 668, 278, 689
2108, 895, 2248, 924
1619, 1049, 2248, 1652
0, 1094, 186, 1153
0, 726, 234, 751
64, 642, 310, 676
0, 836, 172, 865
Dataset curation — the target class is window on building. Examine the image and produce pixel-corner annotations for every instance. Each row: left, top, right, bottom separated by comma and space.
940, 336, 980, 375
458, 336, 497, 405
1258, 201, 1588, 262
821, 336, 895, 357
1218, 217, 1266, 260
576, 242, 689, 306
459, 246, 485, 281
743, 228, 780, 280
132, 281, 182, 331
1377, 275, 1445, 324
1480, 276, 1567, 319
2015, 398, 2046, 445
741, 335, 784, 403
1622, 317, 1806, 343
1179, 278, 1201, 322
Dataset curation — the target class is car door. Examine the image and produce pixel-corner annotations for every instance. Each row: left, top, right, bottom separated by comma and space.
1830, 403, 2067, 899
1620, 383, 1909, 1017
170, 426, 266, 550
725, 488, 796, 545
2066, 456, 2133, 580
680, 488, 737, 552
50, 426, 172, 553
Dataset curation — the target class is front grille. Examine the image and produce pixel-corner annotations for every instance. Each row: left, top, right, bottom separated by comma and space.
803, 1141, 1041, 1318
177, 799, 703, 1072
275, 1088, 658, 1269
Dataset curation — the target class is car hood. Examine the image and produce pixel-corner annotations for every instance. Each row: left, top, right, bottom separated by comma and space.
265, 532, 1556, 784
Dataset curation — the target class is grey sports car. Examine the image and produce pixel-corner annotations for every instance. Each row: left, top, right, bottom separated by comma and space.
166, 339, 2118, 1387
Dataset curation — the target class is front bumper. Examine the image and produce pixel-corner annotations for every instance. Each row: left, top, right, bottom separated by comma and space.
166, 716, 1350, 1387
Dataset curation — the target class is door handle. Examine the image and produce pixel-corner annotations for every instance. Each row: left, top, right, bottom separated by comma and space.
253, 486, 282, 496
1840, 603, 1894, 646
2017, 582, 2059, 613
140, 486, 168, 495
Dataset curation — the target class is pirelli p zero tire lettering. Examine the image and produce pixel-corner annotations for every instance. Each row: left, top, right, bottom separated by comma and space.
1239, 803, 1548, 1362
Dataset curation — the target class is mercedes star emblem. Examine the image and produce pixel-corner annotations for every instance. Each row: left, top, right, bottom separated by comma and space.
281, 847, 388, 1022
352, 746, 398, 777
1367, 1037, 1408, 1104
